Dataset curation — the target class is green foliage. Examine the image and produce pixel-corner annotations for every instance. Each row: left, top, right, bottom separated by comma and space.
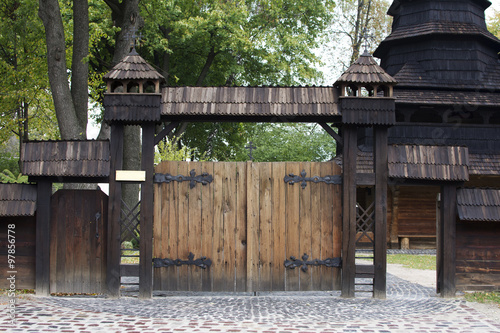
0, 0, 59, 143
487, 10, 500, 39
0, 169, 28, 184
141, 0, 335, 87
464, 291, 500, 306
245, 123, 336, 162
155, 134, 206, 163
386, 254, 436, 270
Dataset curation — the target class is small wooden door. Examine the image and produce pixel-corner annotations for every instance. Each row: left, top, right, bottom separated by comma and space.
50, 189, 108, 294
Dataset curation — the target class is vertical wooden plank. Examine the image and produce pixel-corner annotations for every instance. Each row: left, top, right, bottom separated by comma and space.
246, 162, 259, 292
212, 162, 225, 291
177, 161, 190, 291
320, 162, 334, 290
223, 162, 237, 291
299, 162, 312, 291
188, 162, 203, 291
139, 123, 155, 299
106, 124, 123, 298
374, 127, 388, 299
272, 162, 286, 291
441, 184, 457, 298
285, 162, 300, 291
332, 162, 343, 290
167, 161, 180, 290
36, 180, 52, 296
259, 163, 272, 291
341, 125, 357, 298
201, 161, 214, 291
49, 189, 58, 293
64, 191, 75, 293
153, 162, 164, 290
80, 191, 91, 294
310, 162, 322, 290
235, 162, 247, 292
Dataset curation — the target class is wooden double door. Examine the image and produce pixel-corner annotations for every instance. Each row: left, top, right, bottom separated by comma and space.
153, 161, 342, 292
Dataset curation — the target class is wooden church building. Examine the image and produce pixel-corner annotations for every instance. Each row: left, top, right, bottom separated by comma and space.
362, 0, 500, 289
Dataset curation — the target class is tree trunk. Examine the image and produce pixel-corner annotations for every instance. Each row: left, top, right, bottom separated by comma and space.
71, 0, 89, 135
196, 46, 217, 86
38, 0, 84, 140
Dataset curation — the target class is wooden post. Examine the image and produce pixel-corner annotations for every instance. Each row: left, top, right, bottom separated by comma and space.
389, 186, 400, 249
373, 127, 388, 299
440, 184, 457, 298
139, 123, 155, 298
36, 180, 52, 296
106, 124, 124, 298
341, 125, 357, 298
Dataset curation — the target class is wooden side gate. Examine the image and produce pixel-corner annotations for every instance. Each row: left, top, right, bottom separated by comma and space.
153, 161, 342, 292
50, 189, 108, 294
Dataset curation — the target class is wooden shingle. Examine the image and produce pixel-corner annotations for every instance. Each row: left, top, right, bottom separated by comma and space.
457, 188, 500, 222
0, 184, 37, 217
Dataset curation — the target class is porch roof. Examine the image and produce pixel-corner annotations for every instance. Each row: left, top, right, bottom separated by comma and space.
335, 144, 471, 182
0, 184, 37, 217
457, 188, 500, 222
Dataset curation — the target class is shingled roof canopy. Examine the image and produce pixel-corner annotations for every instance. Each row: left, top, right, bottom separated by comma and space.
457, 188, 500, 222
21, 140, 110, 182
103, 49, 164, 83
335, 51, 398, 86
388, 145, 469, 182
0, 184, 37, 217
161, 86, 341, 121
335, 144, 470, 182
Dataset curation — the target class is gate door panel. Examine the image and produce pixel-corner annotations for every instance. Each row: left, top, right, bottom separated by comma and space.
50, 189, 108, 294
153, 161, 341, 292
154, 161, 247, 292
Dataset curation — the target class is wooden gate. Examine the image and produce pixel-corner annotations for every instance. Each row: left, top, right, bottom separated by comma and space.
153, 161, 341, 292
50, 189, 108, 294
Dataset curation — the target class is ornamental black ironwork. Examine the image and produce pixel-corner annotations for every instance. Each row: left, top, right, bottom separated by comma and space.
284, 170, 342, 189
153, 252, 212, 269
154, 169, 213, 189
284, 253, 342, 272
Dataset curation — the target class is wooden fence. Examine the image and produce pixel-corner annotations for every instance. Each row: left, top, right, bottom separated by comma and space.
153, 161, 342, 292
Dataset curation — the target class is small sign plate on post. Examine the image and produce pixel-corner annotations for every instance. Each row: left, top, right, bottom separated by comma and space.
116, 170, 146, 182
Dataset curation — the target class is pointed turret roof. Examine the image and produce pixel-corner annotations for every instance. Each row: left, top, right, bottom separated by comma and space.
103, 49, 164, 82
335, 50, 397, 86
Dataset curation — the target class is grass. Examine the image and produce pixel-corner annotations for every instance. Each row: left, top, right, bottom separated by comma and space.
386, 254, 436, 270
464, 291, 500, 306
357, 253, 436, 270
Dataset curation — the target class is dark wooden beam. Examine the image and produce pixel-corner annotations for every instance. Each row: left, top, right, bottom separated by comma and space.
341, 125, 357, 298
154, 121, 180, 146
373, 128, 388, 299
356, 173, 375, 186
319, 122, 343, 147
139, 123, 155, 299
35, 180, 52, 296
106, 124, 124, 298
440, 184, 457, 298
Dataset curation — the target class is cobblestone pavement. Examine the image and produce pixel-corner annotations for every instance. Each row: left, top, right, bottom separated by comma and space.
2, 273, 500, 332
